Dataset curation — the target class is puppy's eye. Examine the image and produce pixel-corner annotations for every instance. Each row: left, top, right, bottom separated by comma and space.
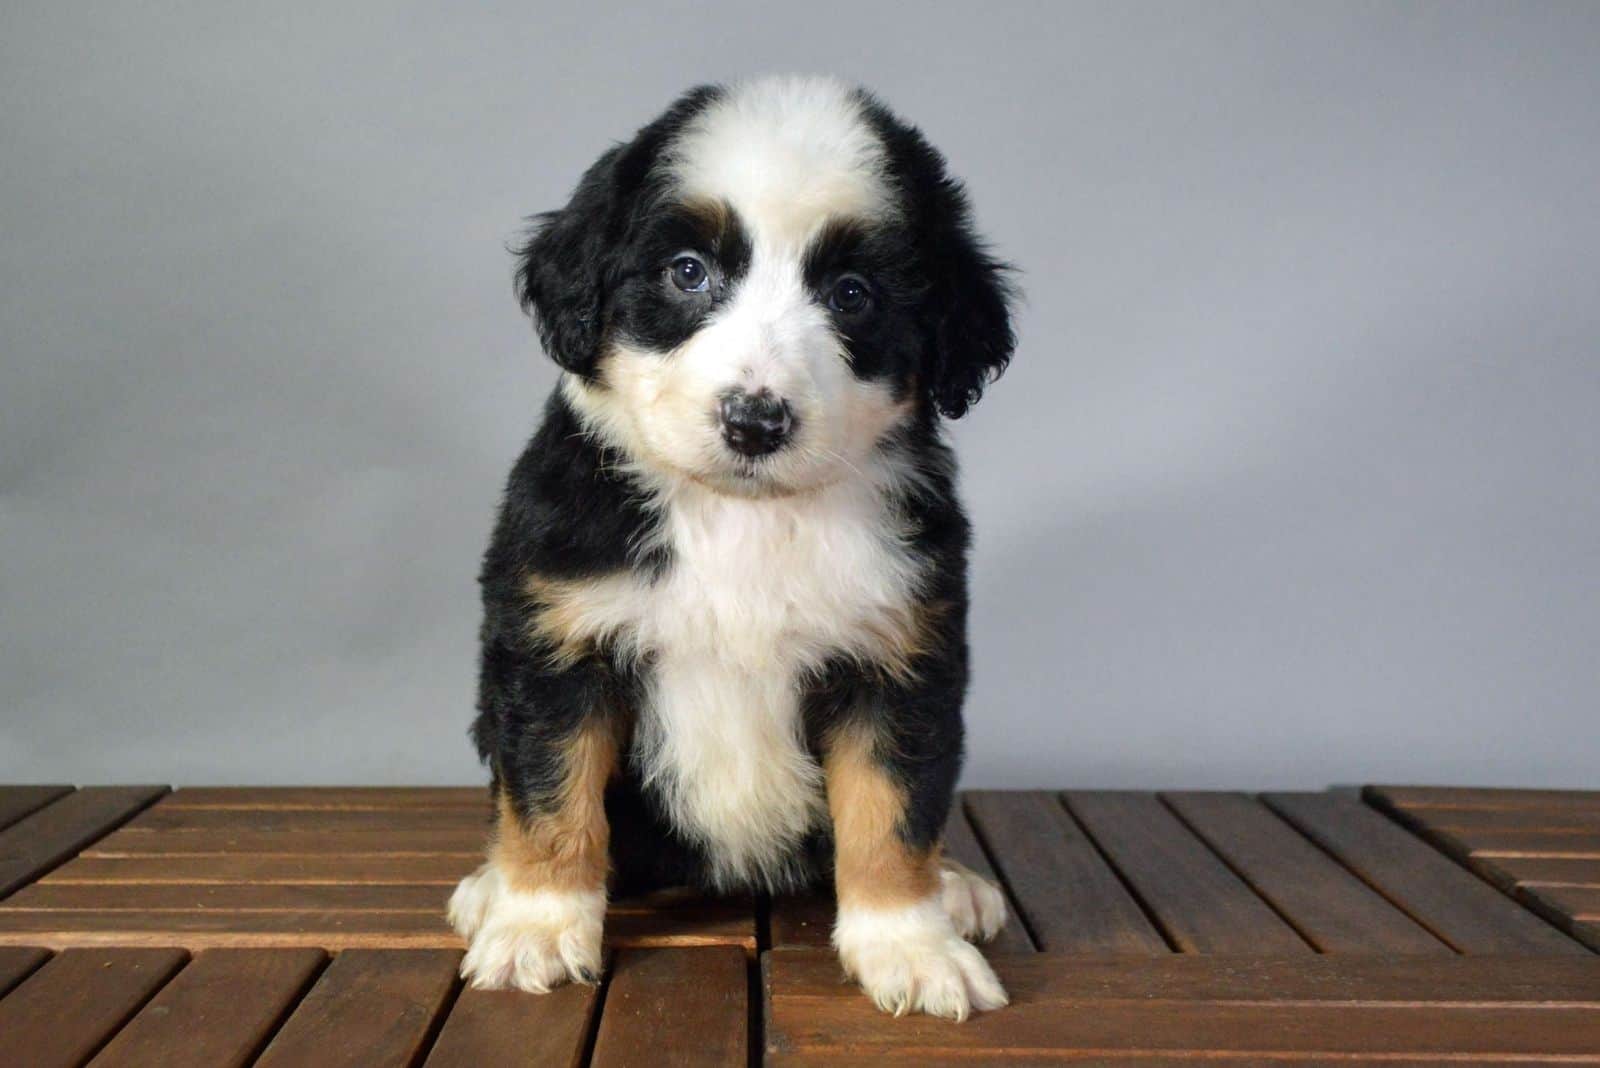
828, 275, 870, 314
669, 255, 710, 293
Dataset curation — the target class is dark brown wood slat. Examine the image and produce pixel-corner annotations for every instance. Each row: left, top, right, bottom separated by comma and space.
1163, 791, 1447, 955
1541, 884, 1600, 919
45, 853, 479, 885
124, 806, 491, 833
1380, 806, 1600, 832
1265, 791, 1586, 954
424, 982, 598, 1068
89, 949, 326, 1068
1374, 785, 1600, 811
1495, 856, 1600, 886
1443, 830, 1600, 857
0, 785, 74, 831
0, 786, 170, 899
763, 950, 1600, 1065
85, 827, 485, 856
0, 944, 50, 997
0, 899, 753, 951
590, 946, 747, 1068
768, 894, 833, 948
254, 948, 460, 1068
0, 948, 187, 1068
943, 802, 1036, 953
7, 881, 453, 912
1064, 792, 1310, 955
162, 786, 489, 809
964, 791, 1166, 954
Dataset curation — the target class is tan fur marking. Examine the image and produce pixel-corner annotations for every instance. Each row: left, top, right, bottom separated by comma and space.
824, 722, 939, 910
492, 720, 617, 893
862, 598, 950, 684
523, 572, 606, 668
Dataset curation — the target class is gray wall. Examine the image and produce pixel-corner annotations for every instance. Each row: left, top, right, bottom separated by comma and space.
4, 2, 1597, 789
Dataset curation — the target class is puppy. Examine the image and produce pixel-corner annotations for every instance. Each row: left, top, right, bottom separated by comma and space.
449, 75, 1017, 1020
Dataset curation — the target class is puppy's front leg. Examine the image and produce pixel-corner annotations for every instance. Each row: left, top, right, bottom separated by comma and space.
825, 722, 1008, 1021
449, 718, 615, 992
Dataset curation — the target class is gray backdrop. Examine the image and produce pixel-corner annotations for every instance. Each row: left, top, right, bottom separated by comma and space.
4, 2, 1597, 789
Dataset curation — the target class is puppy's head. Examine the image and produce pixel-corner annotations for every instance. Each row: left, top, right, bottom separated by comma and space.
519, 76, 1015, 496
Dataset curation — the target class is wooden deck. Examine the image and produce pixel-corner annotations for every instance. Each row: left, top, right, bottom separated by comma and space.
0, 785, 1595, 1065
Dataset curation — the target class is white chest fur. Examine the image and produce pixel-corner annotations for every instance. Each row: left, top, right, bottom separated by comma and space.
564, 475, 924, 888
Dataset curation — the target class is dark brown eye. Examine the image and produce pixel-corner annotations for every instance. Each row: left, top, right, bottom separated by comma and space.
670, 255, 710, 293
828, 275, 870, 314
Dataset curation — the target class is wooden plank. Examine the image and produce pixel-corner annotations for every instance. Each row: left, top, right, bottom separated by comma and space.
85, 826, 485, 856
1372, 805, 1600, 833
763, 950, 1600, 1064
0, 948, 186, 1068
590, 946, 747, 1068
6, 881, 453, 912
942, 802, 1036, 953
1265, 791, 1586, 954
1495, 856, 1600, 886
424, 982, 598, 1068
769, 894, 833, 949
1163, 791, 1447, 954
0, 786, 169, 898
0, 900, 754, 951
123, 806, 490, 832
0, 945, 50, 997
163, 787, 488, 809
45, 852, 479, 885
964, 792, 1167, 954
254, 948, 460, 1068
90, 949, 326, 1068
1373, 785, 1600, 811
0, 785, 73, 831
1539, 884, 1600, 920
1063, 792, 1309, 955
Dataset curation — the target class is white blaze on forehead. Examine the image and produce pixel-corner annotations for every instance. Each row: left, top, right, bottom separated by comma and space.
666, 76, 894, 247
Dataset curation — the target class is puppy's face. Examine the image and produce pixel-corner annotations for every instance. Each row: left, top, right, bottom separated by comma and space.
520, 77, 1014, 496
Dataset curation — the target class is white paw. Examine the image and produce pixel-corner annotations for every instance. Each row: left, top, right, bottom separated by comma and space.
833, 897, 1009, 1021
448, 862, 604, 993
940, 859, 1008, 944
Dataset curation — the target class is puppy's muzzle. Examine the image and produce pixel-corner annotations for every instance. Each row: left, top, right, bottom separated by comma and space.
719, 389, 794, 458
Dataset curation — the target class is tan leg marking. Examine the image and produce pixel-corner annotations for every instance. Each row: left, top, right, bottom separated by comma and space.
492, 718, 617, 893
823, 721, 939, 910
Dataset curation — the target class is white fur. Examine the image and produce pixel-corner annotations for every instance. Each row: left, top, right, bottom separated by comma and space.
449, 861, 605, 992
833, 895, 1009, 1021
667, 75, 895, 248
940, 858, 1009, 943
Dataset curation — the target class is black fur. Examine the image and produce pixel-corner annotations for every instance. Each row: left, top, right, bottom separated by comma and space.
478, 82, 1015, 891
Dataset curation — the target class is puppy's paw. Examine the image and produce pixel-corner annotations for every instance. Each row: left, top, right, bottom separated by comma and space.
833, 898, 1009, 1021
448, 862, 604, 993
939, 857, 1008, 943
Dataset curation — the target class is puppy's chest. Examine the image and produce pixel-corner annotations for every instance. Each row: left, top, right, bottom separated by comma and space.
637, 487, 921, 671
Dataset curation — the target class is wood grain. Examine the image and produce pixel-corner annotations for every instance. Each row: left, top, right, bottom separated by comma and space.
0, 786, 170, 898
764, 950, 1600, 1065
44, 852, 479, 885
1064, 791, 1310, 954
1266, 791, 1585, 954
965, 792, 1167, 954
1164, 791, 1447, 954
162, 787, 489, 809
424, 981, 599, 1068
942, 802, 1037, 953
254, 949, 460, 1068
0, 785, 74, 832
591, 947, 748, 1068
85, 826, 485, 856
0, 944, 50, 998
90, 948, 326, 1068
0, 947, 186, 1068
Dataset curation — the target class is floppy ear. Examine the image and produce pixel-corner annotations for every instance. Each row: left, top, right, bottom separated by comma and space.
514, 147, 629, 377
923, 181, 1017, 419
515, 85, 723, 376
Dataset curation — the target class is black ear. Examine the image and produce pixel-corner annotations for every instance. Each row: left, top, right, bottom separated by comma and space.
923, 181, 1017, 419
515, 85, 723, 376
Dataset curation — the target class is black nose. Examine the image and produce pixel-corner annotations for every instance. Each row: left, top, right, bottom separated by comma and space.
719, 389, 793, 457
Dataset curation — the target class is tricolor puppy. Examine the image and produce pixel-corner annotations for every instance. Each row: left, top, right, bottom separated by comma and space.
450, 75, 1017, 1020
